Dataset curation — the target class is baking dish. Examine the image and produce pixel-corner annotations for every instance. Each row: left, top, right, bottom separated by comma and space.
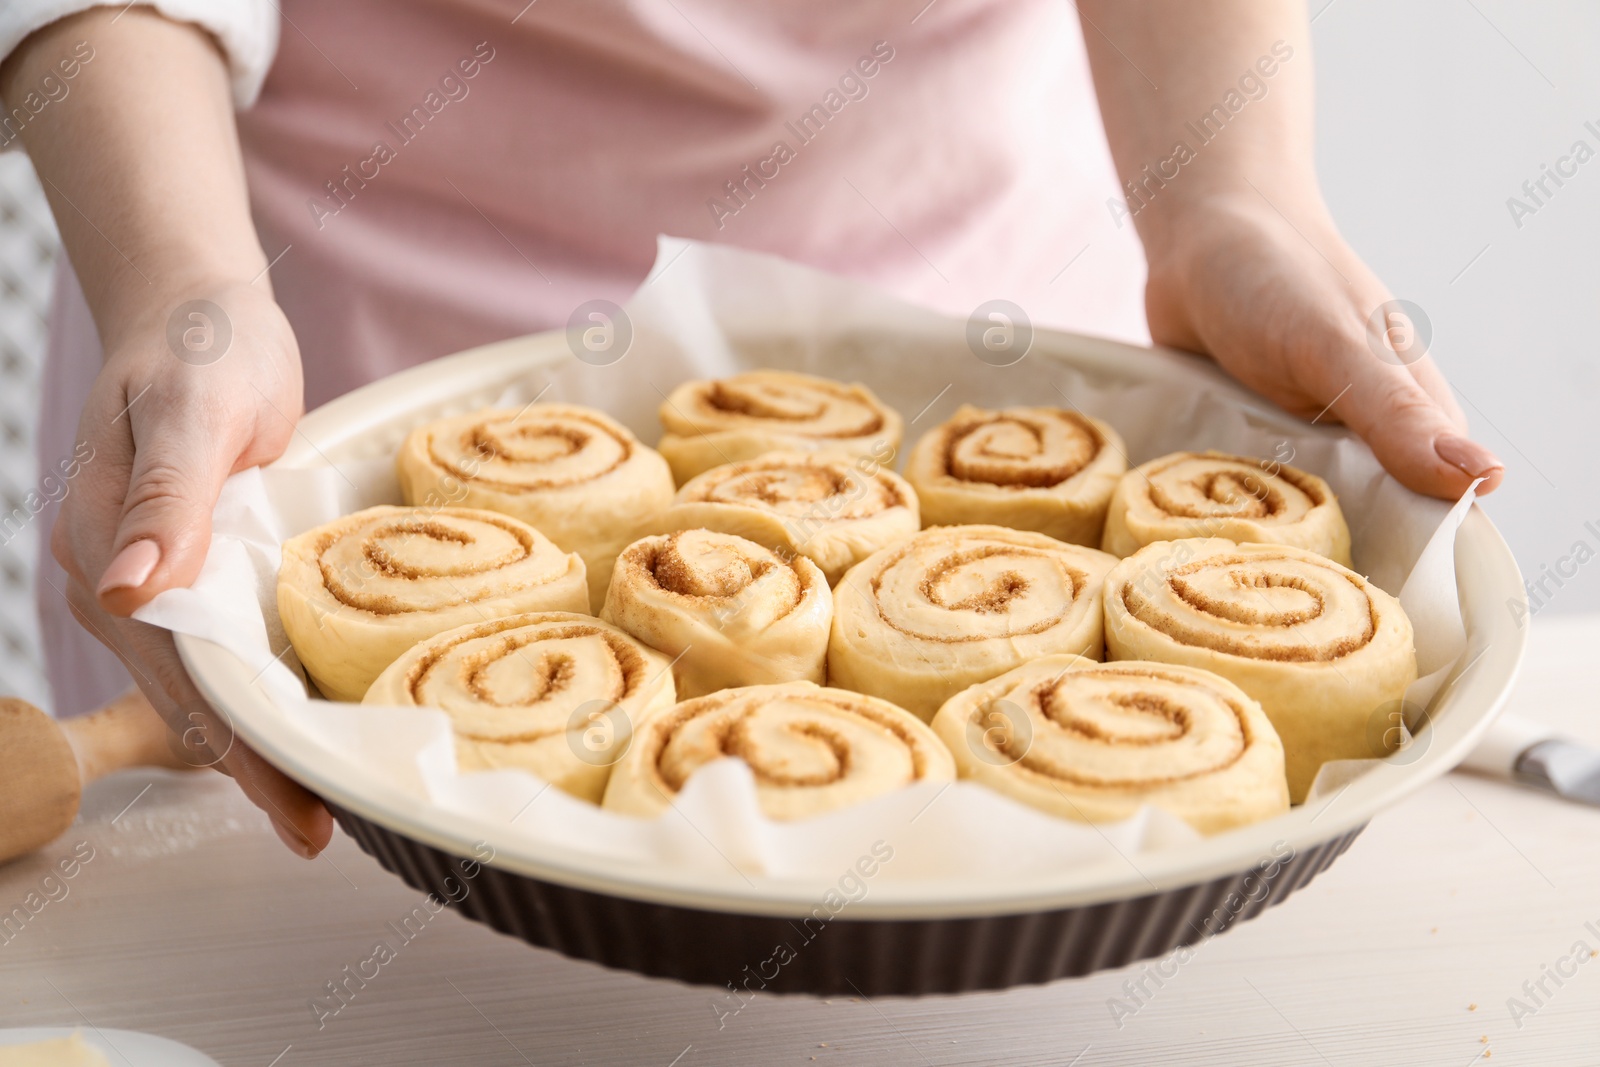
177, 324, 1525, 995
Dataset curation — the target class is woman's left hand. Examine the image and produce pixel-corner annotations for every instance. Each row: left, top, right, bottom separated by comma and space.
1141, 189, 1502, 500
1076, 0, 1503, 501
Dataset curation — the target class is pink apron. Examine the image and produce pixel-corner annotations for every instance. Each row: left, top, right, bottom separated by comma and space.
37, 0, 1147, 715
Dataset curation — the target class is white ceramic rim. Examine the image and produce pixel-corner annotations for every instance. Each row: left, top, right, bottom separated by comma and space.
177, 327, 1527, 921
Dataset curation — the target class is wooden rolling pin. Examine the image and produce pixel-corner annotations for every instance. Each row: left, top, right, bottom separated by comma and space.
0, 689, 199, 863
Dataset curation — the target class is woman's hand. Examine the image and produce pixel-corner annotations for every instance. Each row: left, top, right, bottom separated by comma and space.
5, 8, 330, 856
52, 279, 332, 857
1077, 0, 1503, 500
1143, 191, 1503, 498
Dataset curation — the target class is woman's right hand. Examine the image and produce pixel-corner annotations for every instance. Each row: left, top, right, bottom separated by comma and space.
5, 7, 334, 856
52, 279, 333, 856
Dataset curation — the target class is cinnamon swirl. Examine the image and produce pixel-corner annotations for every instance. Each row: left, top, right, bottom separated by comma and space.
277, 506, 589, 702
364, 612, 676, 801
906, 405, 1127, 546
658, 451, 919, 585
601, 529, 831, 697
1103, 538, 1416, 801
1102, 451, 1352, 565
828, 525, 1118, 721
656, 371, 903, 484
396, 404, 675, 610
601, 681, 954, 819
932, 656, 1289, 833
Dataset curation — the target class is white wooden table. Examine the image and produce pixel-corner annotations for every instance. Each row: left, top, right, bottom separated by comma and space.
3, 616, 1598, 1067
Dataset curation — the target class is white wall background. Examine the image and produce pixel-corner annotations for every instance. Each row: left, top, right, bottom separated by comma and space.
1313, 0, 1600, 624
0, 0, 1591, 710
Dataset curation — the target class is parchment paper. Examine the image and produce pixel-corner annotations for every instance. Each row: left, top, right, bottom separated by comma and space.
135, 238, 1474, 881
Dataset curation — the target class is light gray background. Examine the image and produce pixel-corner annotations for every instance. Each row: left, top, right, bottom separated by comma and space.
1314, 0, 1598, 623
0, 0, 1592, 711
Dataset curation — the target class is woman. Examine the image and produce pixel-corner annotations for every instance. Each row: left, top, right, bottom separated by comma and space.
0, 0, 1502, 857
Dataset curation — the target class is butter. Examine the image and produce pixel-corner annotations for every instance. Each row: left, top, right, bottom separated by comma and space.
0, 1032, 111, 1067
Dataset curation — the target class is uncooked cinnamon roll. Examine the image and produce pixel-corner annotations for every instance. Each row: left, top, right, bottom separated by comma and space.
601, 681, 954, 819
906, 405, 1127, 546
658, 451, 919, 585
656, 371, 903, 484
932, 655, 1289, 833
1103, 538, 1416, 802
828, 525, 1118, 721
277, 506, 589, 702
396, 404, 675, 610
364, 612, 675, 801
601, 529, 831, 698
1102, 451, 1351, 565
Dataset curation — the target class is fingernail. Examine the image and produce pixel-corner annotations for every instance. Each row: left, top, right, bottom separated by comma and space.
97, 539, 161, 596
271, 818, 317, 859
1434, 435, 1503, 480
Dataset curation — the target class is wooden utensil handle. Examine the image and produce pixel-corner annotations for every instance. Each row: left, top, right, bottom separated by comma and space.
62, 688, 197, 784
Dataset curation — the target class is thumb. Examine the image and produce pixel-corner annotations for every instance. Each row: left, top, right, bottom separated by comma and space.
96, 418, 235, 616
1330, 360, 1505, 501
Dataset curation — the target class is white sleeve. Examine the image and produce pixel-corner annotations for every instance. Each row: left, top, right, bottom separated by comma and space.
0, 0, 279, 107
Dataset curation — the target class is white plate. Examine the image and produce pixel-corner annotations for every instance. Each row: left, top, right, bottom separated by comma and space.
178, 326, 1526, 920
0, 1028, 220, 1066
